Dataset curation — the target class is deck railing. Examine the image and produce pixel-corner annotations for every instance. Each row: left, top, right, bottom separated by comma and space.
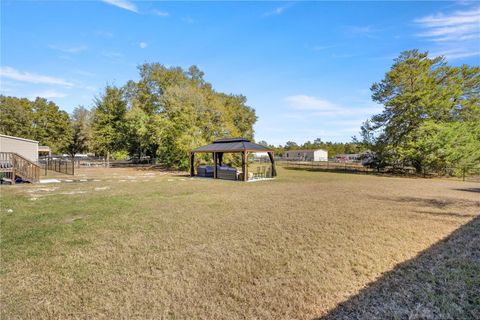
0, 152, 40, 183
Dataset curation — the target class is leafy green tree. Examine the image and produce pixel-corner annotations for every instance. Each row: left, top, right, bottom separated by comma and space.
124, 105, 153, 158
91, 86, 127, 161
0, 96, 74, 154
313, 138, 323, 147
362, 50, 480, 172
122, 63, 257, 169
156, 84, 210, 168
66, 106, 91, 156
414, 121, 480, 172
31, 98, 71, 153
0, 95, 34, 139
284, 141, 299, 150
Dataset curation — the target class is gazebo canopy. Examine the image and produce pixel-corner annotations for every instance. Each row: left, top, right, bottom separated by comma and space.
191, 138, 272, 153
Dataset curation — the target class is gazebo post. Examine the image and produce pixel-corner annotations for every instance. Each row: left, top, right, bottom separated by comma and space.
268, 151, 277, 177
242, 151, 248, 181
190, 152, 195, 177
213, 152, 218, 179
218, 152, 223, 167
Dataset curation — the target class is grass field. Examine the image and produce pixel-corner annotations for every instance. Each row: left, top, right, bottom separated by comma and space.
1, 167, 479, 319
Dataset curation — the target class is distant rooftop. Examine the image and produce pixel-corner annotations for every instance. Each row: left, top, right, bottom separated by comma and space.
0, 134, 39, 144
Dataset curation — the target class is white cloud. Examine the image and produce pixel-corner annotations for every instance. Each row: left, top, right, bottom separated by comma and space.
415, 7, 480, 28
152, 9, 169, 17
259, 96, 382, 145
414, 6, 480, 60
102, 0, 138, 13
285, 94, 382, 117
139, 42, 148, 49
415, 6, 479, 40
0, 66, 73, 87
286, 95, 339, 111
430, 48, 480, 60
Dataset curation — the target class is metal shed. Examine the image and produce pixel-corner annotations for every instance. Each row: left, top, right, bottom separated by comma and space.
190, 138, 276, 181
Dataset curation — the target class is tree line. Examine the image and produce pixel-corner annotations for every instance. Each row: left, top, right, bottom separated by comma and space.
1, 50, 478, 173
0, 96, 72, 153
0, 64, 257, 169
257, 138, 365, 158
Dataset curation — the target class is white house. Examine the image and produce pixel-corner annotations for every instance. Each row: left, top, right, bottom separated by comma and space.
283, 149, 328, 161
0, 134, 39, 163
252, 152, 270, 159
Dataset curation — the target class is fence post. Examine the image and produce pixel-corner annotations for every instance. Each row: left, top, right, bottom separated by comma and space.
463, 167, 466, 182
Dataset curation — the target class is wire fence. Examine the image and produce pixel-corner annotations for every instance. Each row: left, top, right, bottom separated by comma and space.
38, 157, 160, 172
39, 158, 75, 175
280, 160, 480, 182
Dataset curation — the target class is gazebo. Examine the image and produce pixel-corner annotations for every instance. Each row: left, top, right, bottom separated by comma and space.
190, 138, 277, 181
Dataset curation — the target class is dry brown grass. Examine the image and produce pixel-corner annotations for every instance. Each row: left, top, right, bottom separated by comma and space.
1, 167, 479, 319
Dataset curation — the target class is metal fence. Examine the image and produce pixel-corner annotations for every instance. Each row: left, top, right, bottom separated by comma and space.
39, 158, 75, 175
75, 158, 158, 168
280, 160, 480, 182
38, 157, 160, 171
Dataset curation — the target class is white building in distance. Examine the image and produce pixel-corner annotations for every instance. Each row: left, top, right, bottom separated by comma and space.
283, 149, 328, 162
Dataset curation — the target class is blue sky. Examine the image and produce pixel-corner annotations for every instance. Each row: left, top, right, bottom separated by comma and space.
1, 1, 479, 145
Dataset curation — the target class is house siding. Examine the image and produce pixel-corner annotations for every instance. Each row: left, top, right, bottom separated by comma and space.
0, 135, 39, 163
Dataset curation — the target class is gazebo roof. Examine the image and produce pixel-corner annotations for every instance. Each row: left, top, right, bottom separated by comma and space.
192, 138, 273, 153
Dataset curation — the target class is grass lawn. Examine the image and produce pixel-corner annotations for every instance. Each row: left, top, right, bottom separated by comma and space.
1, 167, 479, 319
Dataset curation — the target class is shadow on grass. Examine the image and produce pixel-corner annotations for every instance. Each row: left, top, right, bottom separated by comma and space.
283, 166, 427, 179
370, 195, 480, 211
283, 166, 373, 176
317, 216, 480, 320
283, 166, 480, 181
454, 188, 480, 193
414, 210, 476, 219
